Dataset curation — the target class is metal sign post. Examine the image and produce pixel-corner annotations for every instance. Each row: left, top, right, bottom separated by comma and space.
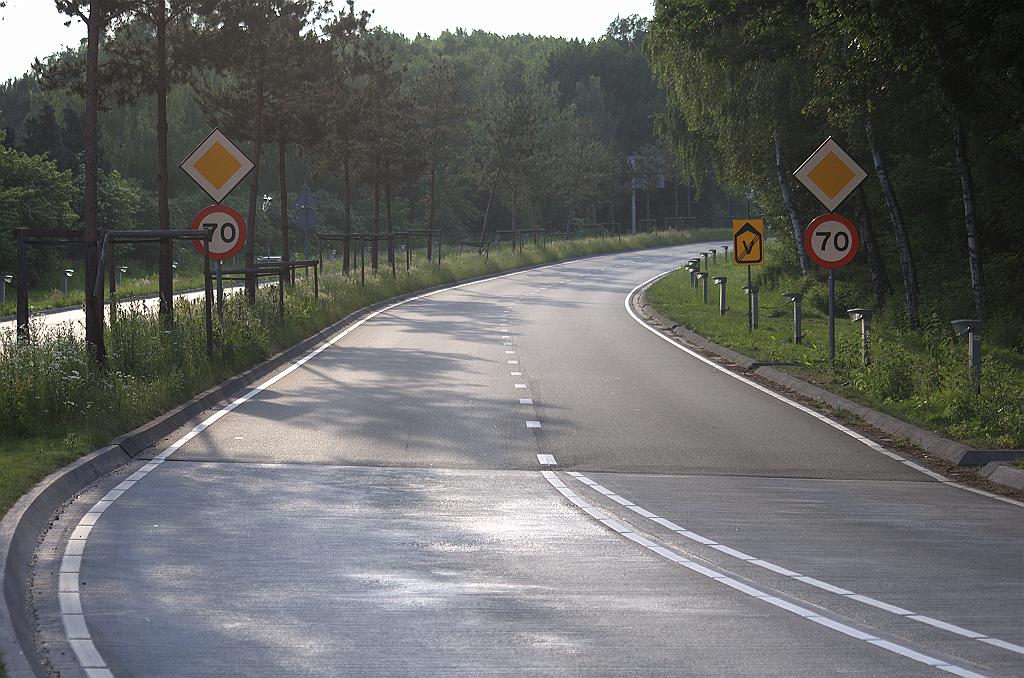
803, 213, 861, 368
732, 219, 765, 333
292, 184, 319, 261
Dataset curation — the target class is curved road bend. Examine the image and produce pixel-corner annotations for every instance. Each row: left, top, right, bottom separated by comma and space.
34, 243, 1023, 677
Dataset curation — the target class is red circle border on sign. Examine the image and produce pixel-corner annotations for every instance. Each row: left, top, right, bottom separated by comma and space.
191, 205, 247, 261
803, 213, 860, 270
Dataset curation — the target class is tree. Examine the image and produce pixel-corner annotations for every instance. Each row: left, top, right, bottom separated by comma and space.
416, 57, 460, 261
0, 132, 78, 284
102, 0, 216, 324
648, 0, 816, 271
198, 1, 315, 299
44, 0, 137, 360
315, 1, 372, 274
477, 84, 542, 243
261, 4, 331, 264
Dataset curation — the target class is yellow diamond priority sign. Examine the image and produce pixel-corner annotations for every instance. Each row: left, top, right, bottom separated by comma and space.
180, 128, 254, 204
793, 137, 867, 212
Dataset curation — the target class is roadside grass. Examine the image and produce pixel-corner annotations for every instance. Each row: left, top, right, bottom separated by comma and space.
646, 254, 1024, 450
0, 229, 729, 518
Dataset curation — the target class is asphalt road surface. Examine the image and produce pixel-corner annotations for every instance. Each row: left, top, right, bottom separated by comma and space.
34, 243, 1023, 677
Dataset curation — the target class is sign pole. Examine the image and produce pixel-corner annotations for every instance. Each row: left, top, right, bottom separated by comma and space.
747, 265, 752, 332
828, 269, 836, 368
215, 261, 224, 319
203, 228, 214, 358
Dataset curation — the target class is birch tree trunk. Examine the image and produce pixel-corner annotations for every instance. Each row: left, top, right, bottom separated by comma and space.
863, 115, 919, 327
853, 187, 891, 309
952, 119, 986, 318
773, 131, 809, 273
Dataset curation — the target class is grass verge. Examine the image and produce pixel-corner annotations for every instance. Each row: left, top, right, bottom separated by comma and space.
0, 229, 728, 519
646, 253, 1024, 450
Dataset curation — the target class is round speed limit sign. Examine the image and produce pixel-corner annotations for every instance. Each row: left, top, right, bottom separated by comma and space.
803, 213, 860, 269
191, 205, 247, 261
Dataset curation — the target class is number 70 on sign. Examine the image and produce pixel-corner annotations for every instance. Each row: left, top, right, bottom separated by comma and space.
803, 213, 860, 269
191, 205, 248, 261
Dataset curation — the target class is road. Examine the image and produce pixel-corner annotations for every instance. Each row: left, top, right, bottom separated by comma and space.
34, 243, 1023, 677
0, 288, 215, 337
0, 279, 278, 338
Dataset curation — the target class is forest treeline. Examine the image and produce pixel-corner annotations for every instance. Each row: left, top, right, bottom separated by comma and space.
2, 1, 1022, 357
648, 0, 1024, 349
0, 3, 707, 304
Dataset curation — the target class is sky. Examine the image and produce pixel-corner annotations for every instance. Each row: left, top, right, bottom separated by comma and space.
0, 0, 654, 83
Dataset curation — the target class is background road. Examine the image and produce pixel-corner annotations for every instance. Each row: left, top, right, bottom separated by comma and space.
36, 243, 1023, 677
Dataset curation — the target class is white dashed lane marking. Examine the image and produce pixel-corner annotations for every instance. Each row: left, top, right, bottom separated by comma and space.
537, 454, 557, 466
526, 421, 542, 429
543, 471, 988, 678
564, 471, 1024, 658
519, 398, 534, 405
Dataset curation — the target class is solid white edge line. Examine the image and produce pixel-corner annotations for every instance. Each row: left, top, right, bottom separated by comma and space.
56, 247, 709, 676
623, 271, 1023, 511
540, 470, 986, 677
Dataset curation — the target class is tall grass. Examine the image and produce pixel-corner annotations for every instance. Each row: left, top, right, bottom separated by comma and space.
0, 230, 724, 515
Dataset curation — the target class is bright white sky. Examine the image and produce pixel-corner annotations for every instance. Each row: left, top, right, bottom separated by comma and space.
0, 0, 654, 83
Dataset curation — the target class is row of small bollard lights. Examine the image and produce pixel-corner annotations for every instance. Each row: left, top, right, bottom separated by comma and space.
681, 249, 984, 392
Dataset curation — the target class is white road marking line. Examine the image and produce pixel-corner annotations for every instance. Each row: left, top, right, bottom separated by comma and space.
908, 615, 986, 639
526, 420, 542, 428
564, 471, 1021, 658
510, 371, 523, 376
540, 471, 988, 677
625, 271, 1024, 510
508, 360, 519, 364
519, 398, 534, 404
60, 251, 675, 677
505, 350, 516, 354
537, 454, 557, 465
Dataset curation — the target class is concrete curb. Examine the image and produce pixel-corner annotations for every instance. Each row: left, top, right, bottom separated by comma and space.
0, 237, 715, 677
979, 463, 1024, 491
636, 285, 1024, 477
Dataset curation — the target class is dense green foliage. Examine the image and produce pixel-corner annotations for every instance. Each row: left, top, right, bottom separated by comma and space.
648, 1, 1024, 353
0, 7, 728, 293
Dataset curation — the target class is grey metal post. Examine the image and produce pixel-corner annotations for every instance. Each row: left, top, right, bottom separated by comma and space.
752, 286, 759, 327
784, 293, 803, 344
713, 276, 727, 315
710, 249, 717, 266
16, 231, 28, 342
701, 252, 708, 270
745, 265, 752, 332
62, 269, 74, 296
696, 272, 709, 304
0, 274, 9, 305
951, 320, 982, 394
827, 270, 836, 368
117, 265, 127, 288
743, 284, 759, 328
721, 245, 728, 260
215, 261, 224, 319
203, 228, 213, 357
687, 264, 698, 289
848, 308, 873, 365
